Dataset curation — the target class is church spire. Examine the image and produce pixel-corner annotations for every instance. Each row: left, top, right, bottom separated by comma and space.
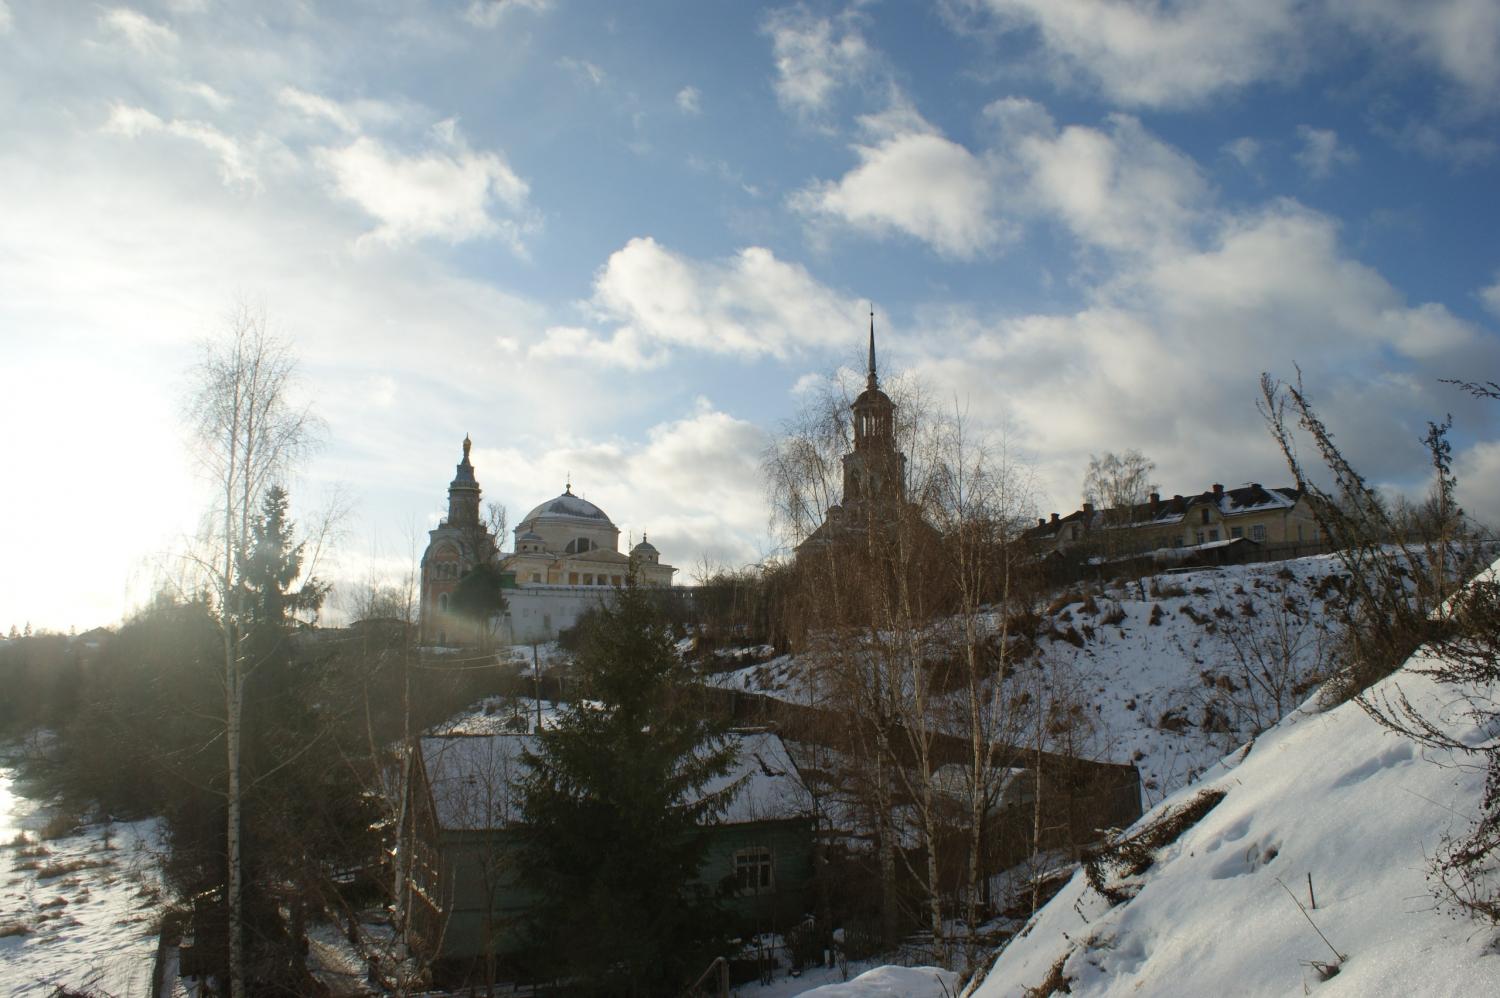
867, 305, 878, 390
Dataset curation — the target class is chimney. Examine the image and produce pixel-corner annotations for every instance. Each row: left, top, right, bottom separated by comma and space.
1038, 518, 1046, 528
1173, 494, 1183, 503
1050, 512, 1060, 524
1149, 491, 1161, 516
1083, 502, 1095, 516
1212, 483, 1224, 497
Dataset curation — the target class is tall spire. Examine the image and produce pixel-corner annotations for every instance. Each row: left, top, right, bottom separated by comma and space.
867, 304, 878, 390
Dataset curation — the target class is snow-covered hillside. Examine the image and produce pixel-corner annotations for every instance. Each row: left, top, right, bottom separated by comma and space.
710, 555, 1345, 806
972, 644, 1500, 996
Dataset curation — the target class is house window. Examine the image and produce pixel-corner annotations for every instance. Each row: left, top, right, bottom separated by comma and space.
1208, 529, 1220, 541
1172, 537, 1184, 548
1251, 525, 1265, 542
1230, 526, 1243, 539
612, 575, 622, 586
531, 572, 542, 583
569, 572, 579, 585
1195, 530, 1205, 545
1200, 508, 1211, 524
583, 573, 594, 585
734, 846, 774, 894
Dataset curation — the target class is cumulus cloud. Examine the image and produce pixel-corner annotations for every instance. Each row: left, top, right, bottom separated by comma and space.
104, 103, 258, 188
314, 120, 535, 250
676, 85, 702, 115
763, 5, 872, 116
906, 199, 1496, 512
989, 102, 1209, 257
1294, 125, 1357, 178
969, 0, 1301, 108
99, 7, 178, 54
792, 104, 1004, 258
531, 237, 860, 368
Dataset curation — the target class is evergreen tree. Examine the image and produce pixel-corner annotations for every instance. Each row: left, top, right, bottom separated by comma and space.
516, 580, 740, 995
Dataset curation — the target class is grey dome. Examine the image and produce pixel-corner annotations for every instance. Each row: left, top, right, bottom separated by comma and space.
521, 490, 612, 525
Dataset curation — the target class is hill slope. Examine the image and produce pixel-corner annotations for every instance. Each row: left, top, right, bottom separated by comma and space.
972, 643, 1500, 995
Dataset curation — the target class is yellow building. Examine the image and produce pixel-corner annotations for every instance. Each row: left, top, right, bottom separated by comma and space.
502, 486, 676, 589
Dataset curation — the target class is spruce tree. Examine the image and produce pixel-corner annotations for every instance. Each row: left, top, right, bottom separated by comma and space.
516, 579, 740, 995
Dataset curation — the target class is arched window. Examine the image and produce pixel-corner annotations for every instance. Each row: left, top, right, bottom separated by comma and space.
565, 537, 594, 554
439, 593, 449, 612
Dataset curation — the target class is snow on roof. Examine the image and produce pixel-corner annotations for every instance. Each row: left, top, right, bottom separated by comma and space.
420, 734, 530, 832
699, 730, 809, 824
420, 730, 807, 832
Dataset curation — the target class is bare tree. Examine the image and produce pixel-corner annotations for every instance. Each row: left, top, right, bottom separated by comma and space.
186, 302, 318, 998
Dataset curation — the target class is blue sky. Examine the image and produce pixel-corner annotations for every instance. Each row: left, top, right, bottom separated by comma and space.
3, 0, 1500, 632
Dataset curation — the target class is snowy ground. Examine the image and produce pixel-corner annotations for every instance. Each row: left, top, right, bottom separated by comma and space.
972, 641, 1500, 995
0, 762, 167, 997
708, 556, 1346, 807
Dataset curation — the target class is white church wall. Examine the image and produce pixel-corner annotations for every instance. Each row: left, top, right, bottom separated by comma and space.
501, 585, 618, 644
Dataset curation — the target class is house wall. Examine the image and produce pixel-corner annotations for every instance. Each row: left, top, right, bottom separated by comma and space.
431, 818, 816, 964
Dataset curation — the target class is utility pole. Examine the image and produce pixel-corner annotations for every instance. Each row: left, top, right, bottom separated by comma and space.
532, 642, 543, 732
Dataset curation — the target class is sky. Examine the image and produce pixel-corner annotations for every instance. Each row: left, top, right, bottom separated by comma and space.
3, 0, 1500, 633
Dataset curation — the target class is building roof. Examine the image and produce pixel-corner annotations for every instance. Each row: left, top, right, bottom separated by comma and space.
419, 730, 807, 832
519, 488, 613, 526
1028, 483, 1305, 542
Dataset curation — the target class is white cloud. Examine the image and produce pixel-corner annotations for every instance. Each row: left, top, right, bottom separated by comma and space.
1294, 125, 1357, 178
279, 86, 359, 133
971, 0, 1301, 108
1481, 274, 1500, 318
529, 325, 669, 371
1223, 136, 1261, 170
464, 0, 550, 29
990, 102, 1208, 258
909, 199, 1497, 513
99, 7, 179, 54
104, 103, 258, 188
1329, 0, 1500, 94
0, 2, 12, 35
559, 57, 606, 86
555, 237, 860, 365
676, 85, 702, 115
763, 5, 872, 116
792, 104, 1004, 259
314, 121, 535, 250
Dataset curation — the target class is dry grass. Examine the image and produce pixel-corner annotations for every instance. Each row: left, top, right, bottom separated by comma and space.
0, 920, 31, 938
36, 857, 107, 880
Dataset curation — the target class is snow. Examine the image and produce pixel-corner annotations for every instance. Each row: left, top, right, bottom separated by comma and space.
795, 964, 960, 996
710, 555, 1346, 809
420, 729, 810, 831
971, 631, 1500, 995
0, 764, 167, 998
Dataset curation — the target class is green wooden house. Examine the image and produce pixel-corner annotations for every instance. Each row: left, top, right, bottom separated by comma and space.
402, 729, 815, 975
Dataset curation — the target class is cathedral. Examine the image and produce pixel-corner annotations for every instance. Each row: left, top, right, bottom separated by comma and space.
418, 438, 675, 646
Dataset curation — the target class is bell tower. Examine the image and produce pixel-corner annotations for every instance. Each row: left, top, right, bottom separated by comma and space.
447, 434, 481, 529
842, 311, 905, 507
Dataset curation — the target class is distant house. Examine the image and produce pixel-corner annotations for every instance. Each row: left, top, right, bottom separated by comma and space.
402, 730, 815, 978
1027, 483, 1323, 564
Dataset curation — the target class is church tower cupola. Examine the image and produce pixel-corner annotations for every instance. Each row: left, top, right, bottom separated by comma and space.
447, 434, 481, 528
851, 309, 896, 456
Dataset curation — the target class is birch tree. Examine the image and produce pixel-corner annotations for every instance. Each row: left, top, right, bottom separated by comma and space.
187, 303, 316, 998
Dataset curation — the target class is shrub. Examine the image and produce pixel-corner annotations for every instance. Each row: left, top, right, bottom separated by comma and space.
1081, 788, 1227, 904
